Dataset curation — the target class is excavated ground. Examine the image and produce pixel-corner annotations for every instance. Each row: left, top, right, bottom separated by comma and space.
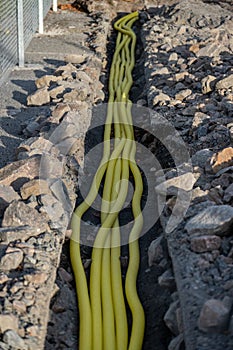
0, 1, 233, 350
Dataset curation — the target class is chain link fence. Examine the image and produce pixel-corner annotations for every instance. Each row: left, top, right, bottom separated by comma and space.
0, 0, 56, 81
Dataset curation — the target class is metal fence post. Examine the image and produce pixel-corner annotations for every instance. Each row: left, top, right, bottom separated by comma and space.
38, 0, 43, 34
53, 0, 58, 12
17, 0, 24, 67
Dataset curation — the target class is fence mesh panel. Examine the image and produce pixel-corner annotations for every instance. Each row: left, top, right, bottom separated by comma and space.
0, 0, 53, 81
43, 0, 52, 18
0, 1, 18, 78
24, 0, 40, 48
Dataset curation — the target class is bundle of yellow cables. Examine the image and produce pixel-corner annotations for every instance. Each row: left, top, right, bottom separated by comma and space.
70, 11, 145, 350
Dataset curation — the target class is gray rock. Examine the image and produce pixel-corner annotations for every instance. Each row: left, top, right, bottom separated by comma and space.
185, 205, 233, 236
174, 82, 186, 92
198, 298, 232, 333
0, 226, 42, 243
223, 183, 233, 202
155, 172, 196, 195
3, 330, 27, 349
190, 235, 222, 253
50, 180, 73, 214
158, 269, 176, 290
0, 185, 20, 215
197, 42, 228, 58
164, 300, 180, 335
17, 137, 57, 156
191, 187, 209, 203
216, 74, 233, 90
0, 156, 41, 188
168, 334, 184, 350
2, 200, 49, 232
148, 236, 164, 266
23, 120, 40, 136
27, 87, 50, 106
0, 247, 23, 271
191, 149, 214, 168
20, 179, 50, 200
0, 341, 10, 349
39, 194, 65, 223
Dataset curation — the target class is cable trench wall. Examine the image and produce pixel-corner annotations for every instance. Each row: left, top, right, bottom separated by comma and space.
0, 0, 54, 82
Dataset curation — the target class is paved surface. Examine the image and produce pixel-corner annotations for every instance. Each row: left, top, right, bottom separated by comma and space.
0, 8, 92, 168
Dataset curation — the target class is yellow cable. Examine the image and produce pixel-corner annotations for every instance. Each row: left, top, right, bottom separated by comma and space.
70, 11, 145, 350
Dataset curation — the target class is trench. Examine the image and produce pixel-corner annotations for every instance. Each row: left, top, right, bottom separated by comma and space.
45, 10, 174, 350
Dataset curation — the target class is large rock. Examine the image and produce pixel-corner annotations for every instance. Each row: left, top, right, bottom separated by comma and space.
49, 85, 65, 99
27, 87, 50, 106
0, 314, 18, 333
63, 88, 88, 103
48, 104, 70, 124
216, 74, 233, 90
0, 226, 43, 243
35, 75, 61, 88
64, 53, 87, 64
158, 269, 176, 290
190, 235, 221, 253
198, 298, 232, 333
20, 179, 50, 200
185, 205, 233, 236
0, 247, 23, 271
148, 236, 164, 266
168, 334, 184, 350
3, 330, 26, 349
0, 185, 20, 215
164, 300, 180, 335
0, 157, 41, 188
155, 172, 196, 195
2, 200, 49, 234
17, 137, 56, 155
224, 183, 233, 203
191, 149, 214, 168
54, 63, 78, 78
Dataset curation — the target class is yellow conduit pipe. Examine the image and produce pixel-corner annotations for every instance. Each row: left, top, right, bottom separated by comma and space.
70, 11, 145, 350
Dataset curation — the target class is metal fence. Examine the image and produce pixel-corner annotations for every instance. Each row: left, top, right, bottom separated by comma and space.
0, 0, 57, 81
